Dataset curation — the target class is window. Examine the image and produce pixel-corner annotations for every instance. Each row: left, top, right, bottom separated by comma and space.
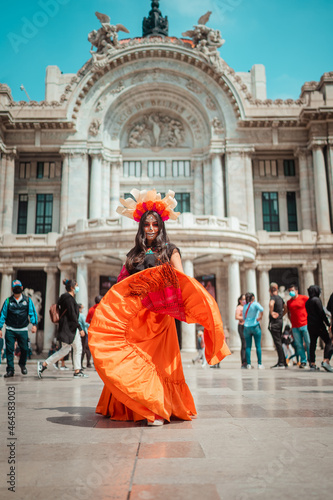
284, 159, 295, 176
123, 161, 142, 177
148, 161, 166, 177
287, 192, 298, 231
262, 192, 280, 232
37, 162, 56, 179
259, 160, 278, 177
172, 160, 191, 177
17, 194, 28, 234
19, 162, 31, 179
175, 193, 190, 213
35, 194, 53, 234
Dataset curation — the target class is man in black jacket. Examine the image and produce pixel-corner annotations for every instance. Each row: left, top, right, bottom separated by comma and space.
0, 280, 38, 378
306, 285, 332, 372
269, 282, 288, 369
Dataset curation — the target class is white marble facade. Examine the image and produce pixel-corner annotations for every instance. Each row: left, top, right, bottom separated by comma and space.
0, 15, 333, 352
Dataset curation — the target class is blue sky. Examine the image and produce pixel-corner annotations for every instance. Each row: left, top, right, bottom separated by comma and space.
0, 0, 332, 101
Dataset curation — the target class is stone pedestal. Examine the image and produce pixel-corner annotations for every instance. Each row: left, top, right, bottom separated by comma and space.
43, 265, 58, 350
181, 259, 196, 352
225, 256, 243, 349
258, 265, 274, 349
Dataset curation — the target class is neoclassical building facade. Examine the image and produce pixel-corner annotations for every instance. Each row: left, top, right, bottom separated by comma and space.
1, 2, 332, 352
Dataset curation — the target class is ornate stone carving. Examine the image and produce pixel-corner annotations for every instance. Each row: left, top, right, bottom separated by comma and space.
182, 12, 225, 74
186, 79, 202, 94
127, 112, 185, 148
206, 96, 217, 111
88, 12, 130, 70
89, 119, 101, 137
211, 117, 224, 135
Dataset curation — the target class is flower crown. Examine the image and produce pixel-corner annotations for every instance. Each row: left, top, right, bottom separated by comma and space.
116, 189, 181, 222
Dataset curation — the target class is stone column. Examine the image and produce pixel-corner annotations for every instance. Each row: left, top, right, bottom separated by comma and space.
73, 257, 91, 310
181, 259, 196, 352
203, 158, 212, 215
244, 152, 256, 232
0, 152, 5, 232
295, 148, 312, 230
244, 263, 257, 297
302, 262, 317, 293
110, 162, 121, 217
2, 153, 16, 234
60, 153, 69, 232
225, 256, 243, 349
89, 153, 103, 219
257, 264, 274, 349
193, 160, 204, 215
43, 265, 58, 350
102, 159, 111, 218
26, 194, 36, 234
312, 144, 331, 234
58, 263, 73, 295
211, 154, 224, 217
0, 268, 13, 311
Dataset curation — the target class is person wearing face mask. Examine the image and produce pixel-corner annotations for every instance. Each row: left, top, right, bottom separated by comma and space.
88, 189, 230, 426
0, 280, 38, 378
286, 284, 310, 368
37, 279, 88, 378
269, 282, 288, 369
235, 294, 247, 368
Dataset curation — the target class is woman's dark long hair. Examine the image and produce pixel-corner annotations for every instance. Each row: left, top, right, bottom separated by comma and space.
237, 294, 245, 307
125, 211, 170, 272
245, 292, 255, 304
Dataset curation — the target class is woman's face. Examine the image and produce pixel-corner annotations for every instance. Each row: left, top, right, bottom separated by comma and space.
240, 295, 246, 305
143, 214, 159, 244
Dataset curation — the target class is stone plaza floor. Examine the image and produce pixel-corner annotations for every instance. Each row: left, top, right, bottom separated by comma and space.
0, 350, 332, 500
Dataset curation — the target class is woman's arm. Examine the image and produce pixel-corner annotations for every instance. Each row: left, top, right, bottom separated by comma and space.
235, 306, 243, 321
170, 249, 184, 273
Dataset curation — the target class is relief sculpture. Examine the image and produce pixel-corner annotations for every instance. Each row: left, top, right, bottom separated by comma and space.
127, 112, 185, 148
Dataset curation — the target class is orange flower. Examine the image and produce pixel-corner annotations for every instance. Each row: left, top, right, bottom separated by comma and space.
133, 210, 141, 222
145, 200, 154, 211
154, 201, 166, 214
136, 203, 144, 215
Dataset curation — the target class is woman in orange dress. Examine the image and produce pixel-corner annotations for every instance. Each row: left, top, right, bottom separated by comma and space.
88, 189, 230, 426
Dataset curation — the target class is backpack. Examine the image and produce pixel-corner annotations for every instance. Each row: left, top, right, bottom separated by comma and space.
49, 304, 67, 324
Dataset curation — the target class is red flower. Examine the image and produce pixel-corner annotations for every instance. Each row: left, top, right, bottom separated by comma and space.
136, 203, 144, 215
133, 210, 141, 222
161, 210, 170, 221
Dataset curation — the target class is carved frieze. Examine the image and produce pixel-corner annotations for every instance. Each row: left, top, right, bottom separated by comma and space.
127, 112, 185, 148
89, 119, 101, 137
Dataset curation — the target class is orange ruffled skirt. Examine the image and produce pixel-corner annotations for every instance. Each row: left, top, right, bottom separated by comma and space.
88, 264, 230, 422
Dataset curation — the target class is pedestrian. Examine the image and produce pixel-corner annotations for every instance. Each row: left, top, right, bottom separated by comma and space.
37, 279, 88, 378
235, 294, 247, 369
78, 304, 92, 369
88, 189, 230, 426
0, 279, 38, 378
286, 284, 310, 368
327, 292, 333, 326
86, 295, 102, 324
269, 282, 287, 369
242, 292, 264, 370
192, 329, 206, 366
305, 285, 333, 372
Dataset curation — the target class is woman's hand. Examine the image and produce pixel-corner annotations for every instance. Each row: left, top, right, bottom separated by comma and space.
170, 250, 184, 273
79, 330, 85, 337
